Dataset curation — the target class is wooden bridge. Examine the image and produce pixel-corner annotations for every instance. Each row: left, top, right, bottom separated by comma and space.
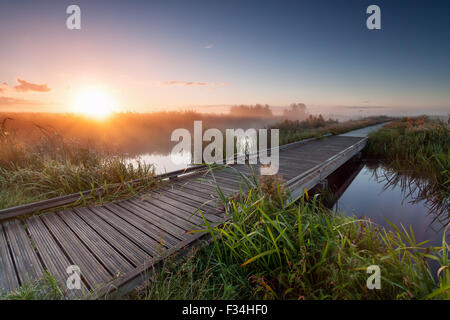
0, 132, 371, 298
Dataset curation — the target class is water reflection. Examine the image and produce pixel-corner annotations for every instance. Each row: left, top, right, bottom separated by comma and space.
367, 161, 449, 230
324, 159, 448, 247
125, 150, 191, 175
125, 135, 257, 175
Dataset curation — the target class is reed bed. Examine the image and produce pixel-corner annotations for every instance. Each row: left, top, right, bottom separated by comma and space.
0, 118, 156, 210
134, 172, 449, 300
274, 115, 391, 145
365, 116, 449, 214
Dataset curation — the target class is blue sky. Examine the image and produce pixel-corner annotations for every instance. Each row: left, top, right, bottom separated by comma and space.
0, 0, 449, 114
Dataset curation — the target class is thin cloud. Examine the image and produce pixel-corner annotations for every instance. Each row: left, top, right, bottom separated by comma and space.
0, 96, 42, 107
163, 81, 227, 87
0, 82, 8, 93
345, 105, 388, 109
204, 43, 214, 49
14, 78, 51, 92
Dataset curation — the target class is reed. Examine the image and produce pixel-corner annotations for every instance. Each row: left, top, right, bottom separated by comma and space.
365, 117, 449, 211
134, 172, 449, 300
274, 115, 391, 145
0, 120, 157, 210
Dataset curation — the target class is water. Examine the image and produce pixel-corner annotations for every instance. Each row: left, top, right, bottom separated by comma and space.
125, 150, 192, 175
327, 160, 448, 247
125, 133, 258, 175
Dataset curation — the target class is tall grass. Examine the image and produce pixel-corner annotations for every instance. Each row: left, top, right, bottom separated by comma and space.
274, 115, 391, 145
0, 272, 64, 300
135, 174, 449, 300
365, 117, 449, 213
0, 119, 157, 210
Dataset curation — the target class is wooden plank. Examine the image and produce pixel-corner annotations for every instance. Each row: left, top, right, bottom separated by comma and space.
162, 186, 220, 208
0, 224, 19, 294
207, 170, 249, 183
288, 138, 366, 200
178, 180, 235, 198
173, 180, 223, 197
104, 203, 179, 247
41, 213, 111, 290
141, 193, 205, 225
197, 177, 242, 192
199, 174, 247, 191
163, 187, 222, 211
128, 198, 200, 233
167, 183, 222, 205
89, 206, 166, 256
153, 191, 224, 223
117, 200, 189, 241
73, 207, 151, 266
3, 219, 44, 285
193, 177, 235, 190
58, 210, 133, 276
27, 216, 86, 298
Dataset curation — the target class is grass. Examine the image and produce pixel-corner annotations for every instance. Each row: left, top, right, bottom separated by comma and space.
274, 115, 391, 145
0, 272, 65, 300
131, 173, 449, 300
0, 118, 157, 211
365, 116, 449, 215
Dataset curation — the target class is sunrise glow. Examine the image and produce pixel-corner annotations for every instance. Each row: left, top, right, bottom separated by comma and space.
74, 89, 115, 119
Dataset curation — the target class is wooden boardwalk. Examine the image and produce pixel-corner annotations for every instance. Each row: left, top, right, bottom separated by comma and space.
0, 135, 367, 298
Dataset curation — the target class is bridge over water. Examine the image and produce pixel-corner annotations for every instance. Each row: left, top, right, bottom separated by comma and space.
0, 123, 384, 298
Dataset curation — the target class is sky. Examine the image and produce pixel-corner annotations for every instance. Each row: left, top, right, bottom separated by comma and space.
0, 0, 449, 115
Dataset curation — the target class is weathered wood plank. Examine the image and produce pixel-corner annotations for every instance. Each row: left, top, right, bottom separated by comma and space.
105, 203, 179, 247
58, 210, 134, 276
0, 224, 19, 294
141, 192, 206, 225
27, 216, 86, 298
41, 213, 111, 290
73, 207, 151, 266
128, 198, 200, 233
153, 191, 223, 223
89, 205, 167, 255
117, 200, 189, 241
190, 178, 236, 194
162, 186, 220, 209
3, 219, 44, 285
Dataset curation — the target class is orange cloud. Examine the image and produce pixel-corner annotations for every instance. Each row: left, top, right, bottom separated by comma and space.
163, 81, 227, 87
14, 78, 51, 92
0, 82, 8, 93
0, 96, 41, 107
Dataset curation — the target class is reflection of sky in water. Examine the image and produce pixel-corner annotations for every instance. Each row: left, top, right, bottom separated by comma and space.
127, 135, 257, 174
126, 150, 191, 175
334, 165, 447, 247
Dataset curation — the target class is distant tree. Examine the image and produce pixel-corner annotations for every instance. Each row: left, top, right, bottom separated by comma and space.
283, 103, 307, 120
229, 104, 273, 118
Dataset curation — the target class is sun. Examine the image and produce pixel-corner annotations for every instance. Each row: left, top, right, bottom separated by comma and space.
74, 89, 115, 119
